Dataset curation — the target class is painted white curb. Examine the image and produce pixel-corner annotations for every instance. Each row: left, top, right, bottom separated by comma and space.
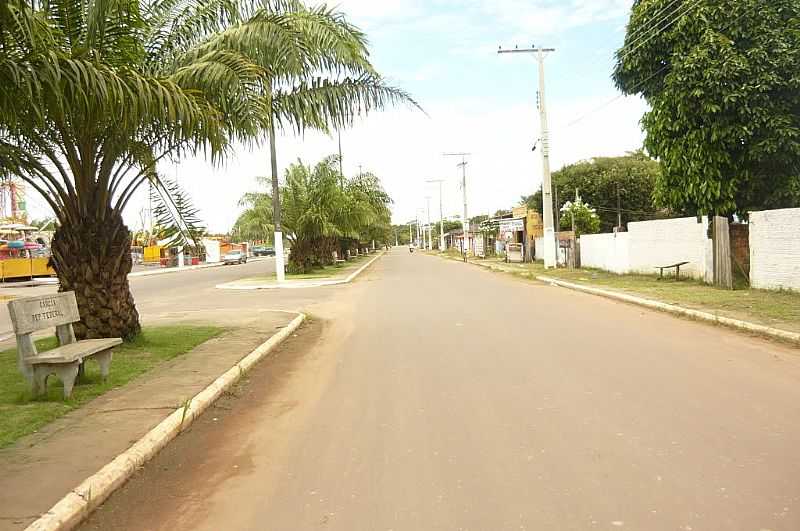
127, 261, 225, 278
537, 275, 800, 345
25, 311, 306, 531
215, 251, 384, 290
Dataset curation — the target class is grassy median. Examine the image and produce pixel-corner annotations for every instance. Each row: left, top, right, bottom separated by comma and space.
249, 252, 372, 281
450, 255, 800, 335
0, 325, 223, 448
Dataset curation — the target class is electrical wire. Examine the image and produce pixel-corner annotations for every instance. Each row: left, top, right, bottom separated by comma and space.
561, 1, 758, 131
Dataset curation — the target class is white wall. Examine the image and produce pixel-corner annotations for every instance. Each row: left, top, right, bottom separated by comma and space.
627, 216, 711, 281
534, 237, 544, 261
750, 207, 800, 291
202, 239, 221, 263
579, 232, 630, 274
579, 216, 712, 280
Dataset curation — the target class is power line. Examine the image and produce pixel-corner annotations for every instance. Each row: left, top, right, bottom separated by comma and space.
617, 0, 703, 64
621, 0, 682, 44
563, 1, 757, 130
616, 0, 702, 63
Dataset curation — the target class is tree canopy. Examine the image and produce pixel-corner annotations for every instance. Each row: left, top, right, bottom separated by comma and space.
235, 156, 393, 272
0, 0, 414, 338
522, 151, 662, 232
613, 0, 800, 216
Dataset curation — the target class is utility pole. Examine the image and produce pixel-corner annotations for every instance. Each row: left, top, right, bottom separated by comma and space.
498, 45, 556, 268
443, 153, 471, 259
616, 182, 622, 231
414, 209, 419, 247
425, 196, 433, 251
426, 179, 445, 251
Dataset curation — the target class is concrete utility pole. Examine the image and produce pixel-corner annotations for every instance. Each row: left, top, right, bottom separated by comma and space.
417, 208, 426, 248
498, 45, 557, 268
426, 179, 445, 250
425, 196, 433, 251
443, 153, 471, 258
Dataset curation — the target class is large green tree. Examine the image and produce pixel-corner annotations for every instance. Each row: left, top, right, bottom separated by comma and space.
613, 0, 800, 217
523, 151, 662, 232
0, 0, 412, 339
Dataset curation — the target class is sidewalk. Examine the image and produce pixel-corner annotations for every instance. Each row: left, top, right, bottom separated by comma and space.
217, 252, 382, 290
438, 254, 800, 342
0, 310, 297, 531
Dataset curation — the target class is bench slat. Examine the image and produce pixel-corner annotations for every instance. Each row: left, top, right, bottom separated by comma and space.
27, 338, 122, 364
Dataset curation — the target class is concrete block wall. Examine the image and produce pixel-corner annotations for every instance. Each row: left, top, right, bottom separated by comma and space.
749, 207, 800, 291
578, 216, 712, 281
627, 216, 711, 280
534, 237, 544, 261
579, 232, 630, 274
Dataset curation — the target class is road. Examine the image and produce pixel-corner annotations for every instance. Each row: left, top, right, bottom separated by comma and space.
81, 249, 800, 530
0, 258, 281, 338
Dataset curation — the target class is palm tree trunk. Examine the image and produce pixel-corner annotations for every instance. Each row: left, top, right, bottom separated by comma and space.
50, 210, 141, 340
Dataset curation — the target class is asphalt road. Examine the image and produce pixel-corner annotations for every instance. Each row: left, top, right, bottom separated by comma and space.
82, 249, 800, 530
0, 258, 278, 339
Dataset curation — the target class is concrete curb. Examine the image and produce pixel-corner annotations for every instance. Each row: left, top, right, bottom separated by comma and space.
25, 311, 306, 531
537, 275, 800, 345
127, 261, 225, 278
215, 251, 384, 290
433, 253, 800, 346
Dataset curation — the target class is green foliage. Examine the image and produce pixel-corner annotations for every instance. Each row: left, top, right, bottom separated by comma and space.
523, 151, 663, 231
0, 0, 415, 332
613, 0, 800, 216
150, 177, 206, 251
232, 177, 273, 242
559, 198, 601, 237
237, 155, 392, 273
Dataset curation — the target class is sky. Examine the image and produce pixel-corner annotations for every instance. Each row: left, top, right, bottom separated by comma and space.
24, 0, 650, 232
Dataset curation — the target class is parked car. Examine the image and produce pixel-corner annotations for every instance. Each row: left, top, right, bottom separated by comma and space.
252, 246, 275, 257
223, 249, 247, 265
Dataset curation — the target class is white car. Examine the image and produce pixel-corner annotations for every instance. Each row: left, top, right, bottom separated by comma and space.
223, 249, 247, 265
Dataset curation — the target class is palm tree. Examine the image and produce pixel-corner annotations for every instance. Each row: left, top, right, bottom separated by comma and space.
237, 155, 393, 272
0, 0, 414, 339
241, 4, 416, 280
232, 178, 273, 242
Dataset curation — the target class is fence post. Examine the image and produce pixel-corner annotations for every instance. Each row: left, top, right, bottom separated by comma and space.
713, 216, 733, 289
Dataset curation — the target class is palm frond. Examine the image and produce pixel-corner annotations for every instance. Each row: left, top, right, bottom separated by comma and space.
149, 174, 206, 250
272, 74, 421, 133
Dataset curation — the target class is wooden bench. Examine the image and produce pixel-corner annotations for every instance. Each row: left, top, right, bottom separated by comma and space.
8, 292, 122, 399
656, 261, 690, 280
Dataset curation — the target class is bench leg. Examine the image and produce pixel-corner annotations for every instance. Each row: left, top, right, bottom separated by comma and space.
94, 350, 114, 382
54, 363, 80, 399
676, 265, 680, 280
31, 366, 49, 397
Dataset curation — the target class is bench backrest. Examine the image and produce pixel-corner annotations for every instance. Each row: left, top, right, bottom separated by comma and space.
8, 292, 80, 335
